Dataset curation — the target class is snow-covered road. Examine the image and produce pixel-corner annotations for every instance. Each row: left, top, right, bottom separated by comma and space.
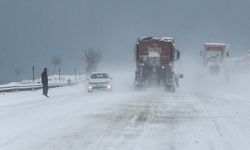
1, 75, 250, 150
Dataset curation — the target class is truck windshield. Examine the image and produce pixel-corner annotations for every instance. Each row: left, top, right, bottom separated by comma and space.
207, 51, 221, 58
147, 47, 162, 57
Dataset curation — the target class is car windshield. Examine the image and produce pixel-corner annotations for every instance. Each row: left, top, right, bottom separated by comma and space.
91, 73, 109, 79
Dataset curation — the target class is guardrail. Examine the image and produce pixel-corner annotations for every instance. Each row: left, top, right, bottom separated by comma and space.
0, 82, 78, 93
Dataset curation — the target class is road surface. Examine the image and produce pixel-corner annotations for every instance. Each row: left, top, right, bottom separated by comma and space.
0, 76, 250, 150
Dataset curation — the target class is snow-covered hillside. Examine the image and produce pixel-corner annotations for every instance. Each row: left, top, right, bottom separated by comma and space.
226, 50, 250, 73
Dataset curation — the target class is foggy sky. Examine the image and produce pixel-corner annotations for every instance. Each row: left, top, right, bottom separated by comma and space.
1, 0, 250, 82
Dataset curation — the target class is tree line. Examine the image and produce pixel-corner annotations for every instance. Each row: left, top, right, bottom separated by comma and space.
11, 48, 102, 82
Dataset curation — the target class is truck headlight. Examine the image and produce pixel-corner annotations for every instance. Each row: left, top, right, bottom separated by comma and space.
88, 85, 92, 89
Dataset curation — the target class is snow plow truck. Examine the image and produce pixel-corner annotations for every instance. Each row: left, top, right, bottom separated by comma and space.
202, 43, 230, 75
134, 36, 181, 92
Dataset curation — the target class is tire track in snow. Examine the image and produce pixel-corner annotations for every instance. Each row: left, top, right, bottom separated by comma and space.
41, 91, 198, 150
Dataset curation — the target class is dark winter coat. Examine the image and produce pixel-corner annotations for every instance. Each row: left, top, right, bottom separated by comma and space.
42, 71, 48, 86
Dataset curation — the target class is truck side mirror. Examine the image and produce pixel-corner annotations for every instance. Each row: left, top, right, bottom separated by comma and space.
226, 51, 230, 57
176, 50, 180, 60
200, 51, 203, 56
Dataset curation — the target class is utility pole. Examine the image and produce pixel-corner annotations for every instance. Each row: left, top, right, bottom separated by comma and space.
75, 68, 77, 81
59, 67, 61, 82
32, 66, 35, 82
79, 70, 81, 80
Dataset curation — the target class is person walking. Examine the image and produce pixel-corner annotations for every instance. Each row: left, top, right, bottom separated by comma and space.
41, 68, 49, 97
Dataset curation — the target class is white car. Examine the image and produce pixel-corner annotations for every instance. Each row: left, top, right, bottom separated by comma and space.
87, 72, 112, 92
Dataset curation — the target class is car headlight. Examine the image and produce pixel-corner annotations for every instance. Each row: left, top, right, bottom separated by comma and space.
107, 84, 112, 89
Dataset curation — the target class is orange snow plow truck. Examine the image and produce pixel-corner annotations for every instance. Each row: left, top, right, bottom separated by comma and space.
202, 43, 230, 75
134, 36, 181, 92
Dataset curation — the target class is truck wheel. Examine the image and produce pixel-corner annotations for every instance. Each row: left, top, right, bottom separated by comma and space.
134, 81, 144, 90
165, 85, 175, 92
171, 86, 176, 92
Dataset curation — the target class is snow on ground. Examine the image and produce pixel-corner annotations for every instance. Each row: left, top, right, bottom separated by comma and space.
0, 75, 80, 88
0, 70, 250, 150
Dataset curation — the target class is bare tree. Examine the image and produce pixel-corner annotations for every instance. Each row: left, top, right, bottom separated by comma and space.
51, 56, 62, 74
83, 48, 102, 73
